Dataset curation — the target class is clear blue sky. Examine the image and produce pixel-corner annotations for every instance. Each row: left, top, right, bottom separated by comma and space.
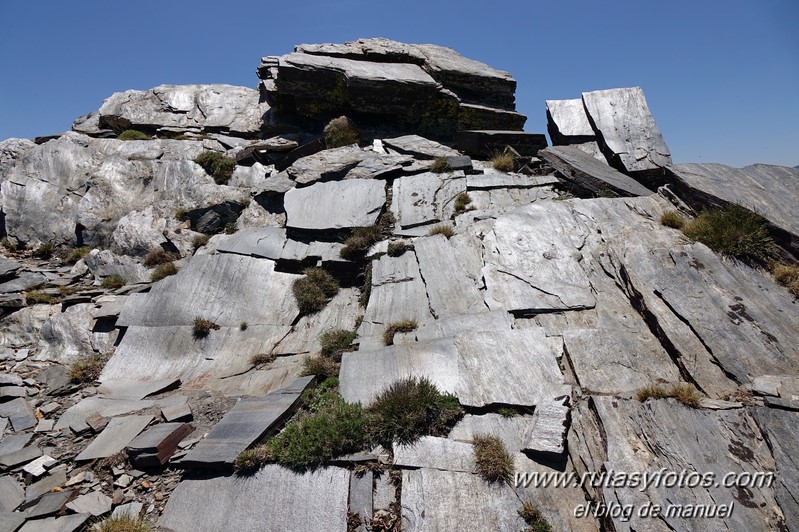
1, 0, 796, 167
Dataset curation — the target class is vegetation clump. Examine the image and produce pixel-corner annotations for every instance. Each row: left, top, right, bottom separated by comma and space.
194, 151, 236, 185
192, 318, 220, 339
473, 434, 514, 484
358, 262, 373, 307
340, 226, 382, 260
143, 247, 178, 266
62, 246, 91, 264
101, 275, 126, 289
292, 268, 340, 314
497, 407, 519, 418
33, 242, 54, 259
682, 204, 776, 263
491, 152, 515, 172
383, 319, 418, 346
26, 290, 59, 305
251, 353, 275, 366
323, 116, 360, 148
771, 262, 799, 297
427, 225, 455, 238
69, 354, 106, 384
97, 514, 151, 532
117, 129, 150, 141
660, 210, 686, 229
150, 262, 177, 282
191, 234, 209, 251
234, 445, 274, 473
636, 383, 702, 408
454, 192, 473, 213
518, 501, 552, 532
320, 328, 358, 359
430, 157, 453, 173
366, 376, 463, 447
386, 241, 411, 257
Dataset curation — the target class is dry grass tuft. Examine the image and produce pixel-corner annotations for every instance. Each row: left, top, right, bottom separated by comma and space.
473, 434, 514, 484
383, 319, 418, 346
427, 225, 455, 238
660, 210, 686, 229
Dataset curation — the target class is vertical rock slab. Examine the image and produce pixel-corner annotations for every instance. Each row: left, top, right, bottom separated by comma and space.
158, 465, 349, 532
539, 145, 654, 196
284, 179, 386, 231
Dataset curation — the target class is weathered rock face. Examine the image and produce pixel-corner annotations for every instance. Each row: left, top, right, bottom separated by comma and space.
260, 38, 526, 139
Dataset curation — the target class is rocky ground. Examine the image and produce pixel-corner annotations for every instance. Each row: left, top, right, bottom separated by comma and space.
0, 38, 798, 532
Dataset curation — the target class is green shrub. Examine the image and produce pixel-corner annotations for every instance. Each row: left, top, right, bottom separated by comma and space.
293, 268, 339, 314
682, 204, 777, 262
150, 262, 177, 282
519, 501, 552, 532
194, 151, 236, 185
473, 434, 514, 484
97, 514, 151, 532
26, 290, 59, 305
33, 242, 54, 259
192, 318, 220, 339
383, 319, 418, 346
69, 354, 106, 384
62, 246, 91, 265
366, 376, 463, 447
301, 356, 340, 381
359, 262, 372, 308
269, 393, 370, 470
340, 226, 382, 260
427, 225, 454, 238
234, 445, 274, 474
491, 152, 515, 172
660, 210, 686, 229
378, 211, 396, 235
143, 248, 178, 266
497, 407, 518, 418
772, 262, 799, 297
386, 241, 411, 257
430, 157, 452, 173
224, 222, 237, 234
101, 275, 126, 289
191, 234, 209, 251
636, 383, 701, 408
323, 116, 360, 148
454, 192, 473, 213
117, 129, 150, 141
320, 329, 357, 359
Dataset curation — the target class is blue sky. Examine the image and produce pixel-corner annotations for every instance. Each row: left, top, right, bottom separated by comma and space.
1, 0, 796, 167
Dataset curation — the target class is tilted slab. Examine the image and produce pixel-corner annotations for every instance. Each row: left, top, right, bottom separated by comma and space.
284, 179, 386, 230
159, 465, 349, 532
391, 172, 466, 229
448, 413, 536, 453
382, 135, 461, 159
341, 329, 567, 408
117, 254, 299, 327
180, 376, 313, 468
456, 130, 547, 157
394, 436, 475, 473
55, 395, 186, 433
415, 310, 513, 342
17, 513, 89, 532
465, 170, 558, 190
273, 289, 360, 356
97, 378, 180, 400
468, 187, 558, 212
526, 398, 569, 455
546, 98, 595, 141
752, 408, 799, 526
75, 415, 153, 462
540, 145, 654, 196
0, 398, 37, 432
215, 226, 286, 259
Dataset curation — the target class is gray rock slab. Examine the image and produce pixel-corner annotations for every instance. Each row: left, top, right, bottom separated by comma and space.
0, 435, 33, 456
25, 489, 75, 519
117, 254, 299, 327
467, 186, 558, 212
161, 403, 192, 423
34, 303, 96, 364
110, 501, 142, 519
75, 415, 153, 462
284, 179, 385, 230
0, 512, 25, 532
465, 170, 558, 190
391, 172, 466, 229
0, 272, 48, 294
0, 446, 41, 470
17, 514, 88, 532
581, 86, 672, 173
401, 468, 526, 531
546, 98, 595, 141
215, 226, 286, 259
394, 436, 475, 473
382, 135, 461, 159
448, 414, 535, 453
25, 467, 66, 502
752, 408, 799, 526
180, 376, 313, 468
65, 490, 111, 516
0, 399, 36, 432
97, 378, 179, 400
414, 310, 513, 342
158, 465, 349, 532
54, 395, 184, 432
413, 234, 484, 318
127, 422, 193, 466
342, 329, 567, 408
540, 145, 654, 196
0, 475, 24, 512
526, 398, 569, 455
349, 470, 373, 527
0, 387, 25, 400
22, 456, 57, 477
286, 145, 366, 185
455, 130, 547, 157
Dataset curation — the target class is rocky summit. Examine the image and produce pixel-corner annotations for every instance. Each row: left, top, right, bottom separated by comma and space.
0, 38, 798, 532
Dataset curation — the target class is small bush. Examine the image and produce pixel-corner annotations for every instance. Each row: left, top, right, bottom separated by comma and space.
224, 222, 237, 234
97, 515, 151, 532
100, 275, 126, 289
660, 210, 686, 229
454, 192, 472, 213
194, 151, 236, 185
240, 321, 248, 331
359, 262, 373, 308
301, 356, 340, 381
58, 285, 80, 296
192, 318, 220, 339
378, 211, 396, 235
473, 434, 514, 484
33, 242, 54, 259
383, 319, 418, 346
518, 501, 552, 532
62, 246, 91, 264
234, 445, 274, 474
117, 130, 150, 141
251, 353, 275, 366
320, 329, 357, 359
497, 407, 518, 418
69, 354, 106, 384
191, 234, 209, 251
682, 204, 777, 262
772, 262, 799, 297
340, 226, 382, 260
143, 247, 178, 267
635, 385, 670, 402
430, 157, 452, 173
293, 268, 339, 314
427, 225, 454, 238
324, 116, 360, 148
367, 376, 463, 447
269, 393, 370, 470
150, 262, 177, 282
386, 241, 411, 257
491, 153, 515, 172
26, 290, 59, 305
636, 383, 701, 408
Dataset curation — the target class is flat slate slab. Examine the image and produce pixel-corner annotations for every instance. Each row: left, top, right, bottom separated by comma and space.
0, 475, 24, 512
0, 512, 26, 532
448, 414, 535, 453
415, 310, 513, 342
66, 490, 112, 516
284, 179, 386, 231
526, 398, 569, 455
158, 465, 349, 532
391, 172, 465, 229
0, 446, 41, 470
382, 135, 460, 159
394, 436, 475, 473
539, 145, 654, 196
0, 398, 37, 432
180, 376, 313, 468
456, 130, 547, 157
75, 415, 153, 462
341, 329, 568, 408
97, 378, 180, 400
127, 422, 193, 467
17, 513, 89, 532
465, 170, 558, 190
